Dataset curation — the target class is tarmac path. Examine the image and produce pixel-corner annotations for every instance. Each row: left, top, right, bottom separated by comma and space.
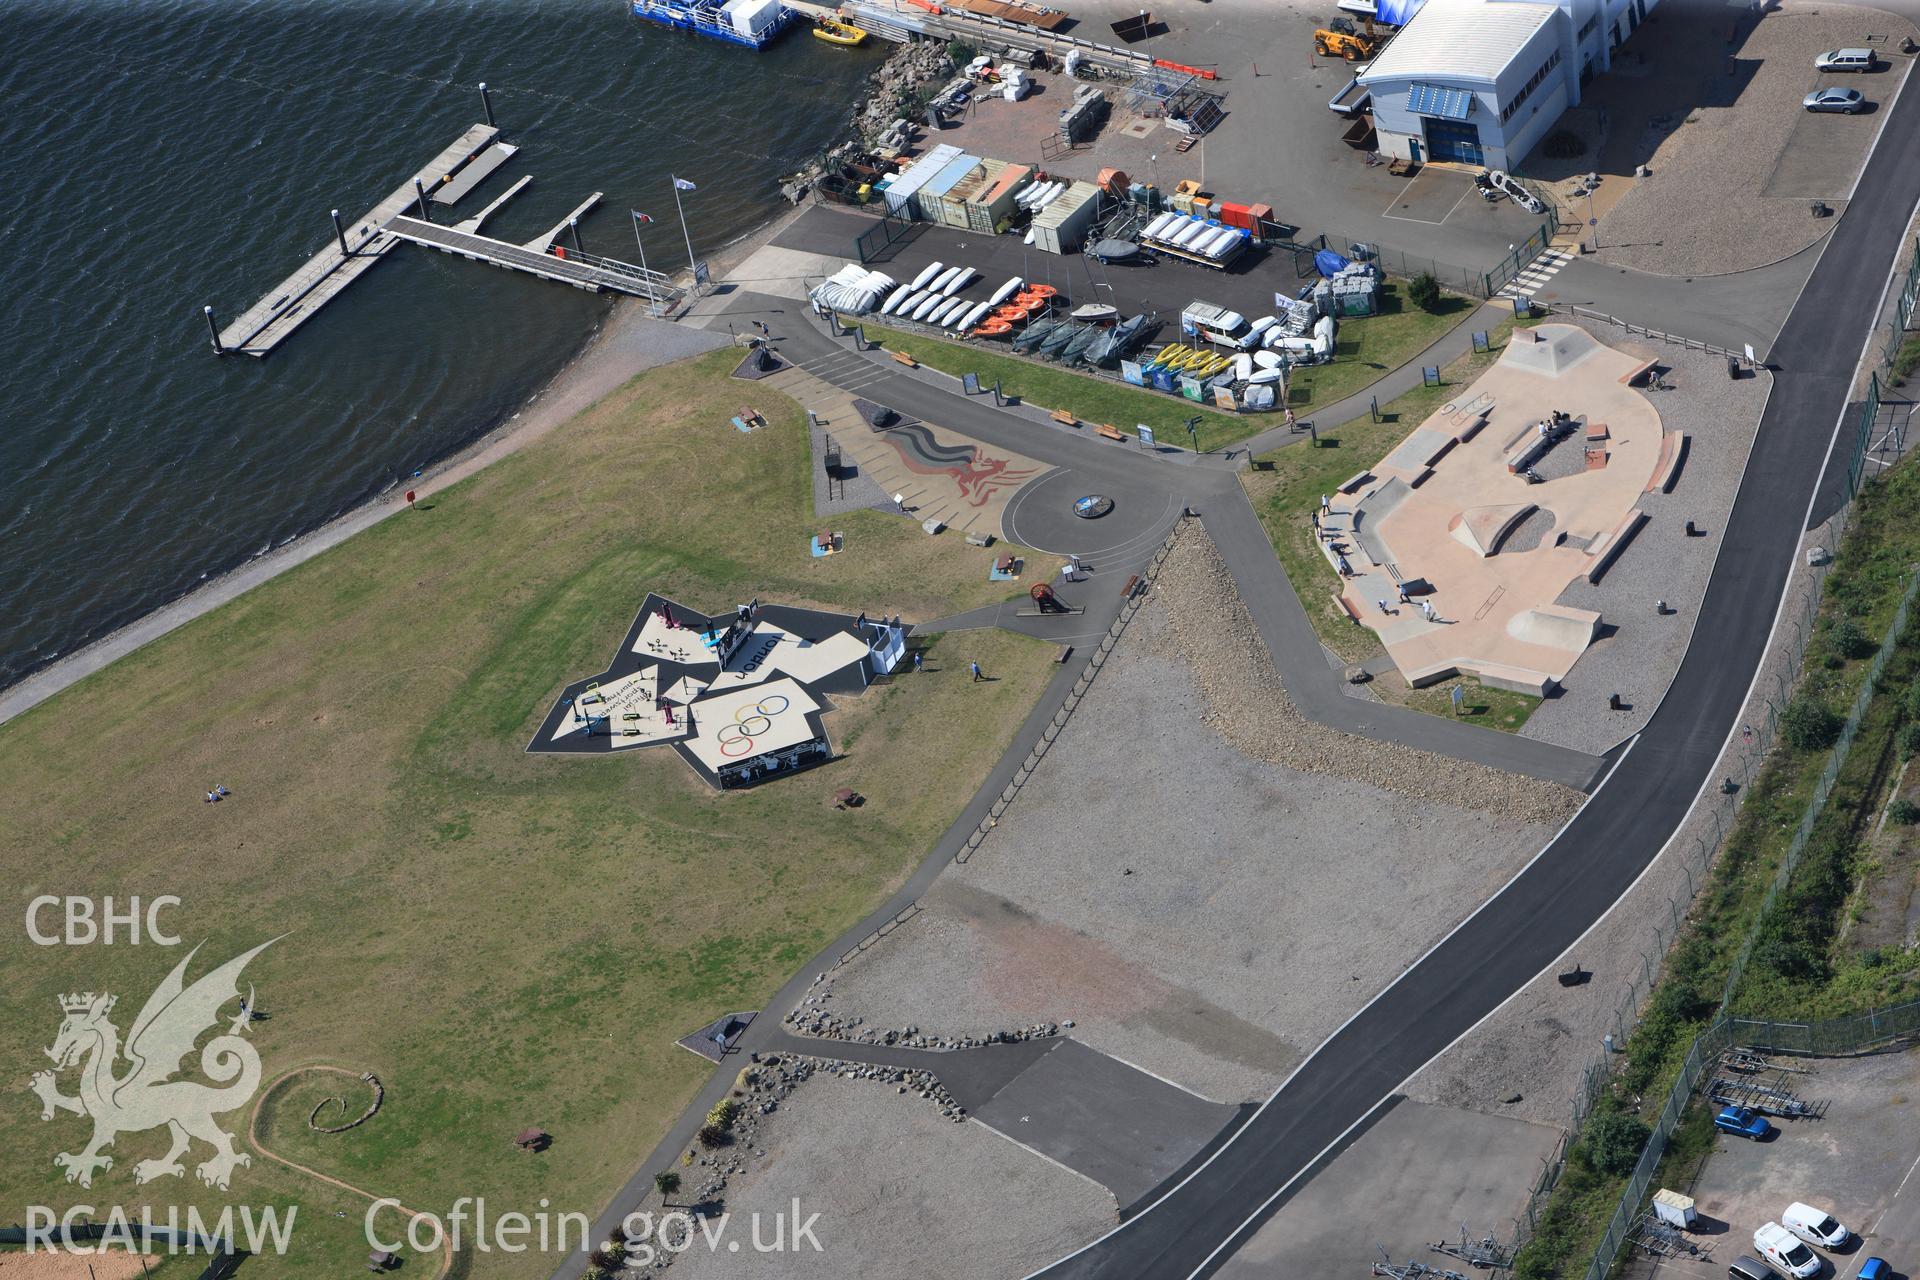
1025, 58, 1920, 1280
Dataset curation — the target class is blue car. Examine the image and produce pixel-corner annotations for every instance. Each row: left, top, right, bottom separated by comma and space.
1715, 1105, 1774, 1139
1857, 1260, 1889, 1280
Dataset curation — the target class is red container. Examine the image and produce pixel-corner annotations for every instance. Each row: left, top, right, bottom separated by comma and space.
1218, 201, 1254, 230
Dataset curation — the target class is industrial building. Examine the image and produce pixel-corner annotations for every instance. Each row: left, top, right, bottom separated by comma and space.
1358, 0, 1661, 169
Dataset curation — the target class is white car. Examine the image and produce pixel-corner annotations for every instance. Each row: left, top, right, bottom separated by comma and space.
1756, 1223, 1822, 1279
1783, 1203, 1850, 1250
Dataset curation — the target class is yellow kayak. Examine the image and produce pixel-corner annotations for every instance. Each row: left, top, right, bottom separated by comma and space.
813, 17, 868, 44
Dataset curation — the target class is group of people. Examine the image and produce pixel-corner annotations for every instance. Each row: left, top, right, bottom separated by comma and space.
1316, 497, 1442, 624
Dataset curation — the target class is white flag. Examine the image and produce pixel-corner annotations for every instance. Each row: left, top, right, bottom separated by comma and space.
673, 177, 698, 191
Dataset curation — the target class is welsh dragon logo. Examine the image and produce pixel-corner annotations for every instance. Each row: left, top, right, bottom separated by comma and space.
29, 939, 277, 1191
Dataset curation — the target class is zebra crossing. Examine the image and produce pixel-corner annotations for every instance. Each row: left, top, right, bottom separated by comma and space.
1497, 248, 1575, 301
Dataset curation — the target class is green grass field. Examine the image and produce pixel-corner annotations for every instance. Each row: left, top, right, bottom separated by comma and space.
867, 280, 1471, 453
1401, 676, 1541, 733
0, 348, 1056, 1280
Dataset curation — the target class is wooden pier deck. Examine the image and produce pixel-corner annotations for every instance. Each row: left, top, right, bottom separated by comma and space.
215, 124, 499, 357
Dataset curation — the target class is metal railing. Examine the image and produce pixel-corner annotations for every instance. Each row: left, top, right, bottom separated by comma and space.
1546, 305, 1751, 364
1261, 220, 1553, 300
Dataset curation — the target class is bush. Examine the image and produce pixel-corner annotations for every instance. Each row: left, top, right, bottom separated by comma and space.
1831, 616, 1875, 660
1900, 722, 1920, 758
1407, 272, 1442, 313
1891, 798, 1920, 826
706, 1099, 739, 1131
654, 1170, 681, 1201
696, 1123, 729, 1149
1580, 1111, 1652, 1178
946, 40, 973, 67
1782, 697, 1843, 751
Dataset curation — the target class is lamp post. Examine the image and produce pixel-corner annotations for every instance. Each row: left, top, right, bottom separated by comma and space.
631, 211, 656, 304
1184, 414, 1202, 454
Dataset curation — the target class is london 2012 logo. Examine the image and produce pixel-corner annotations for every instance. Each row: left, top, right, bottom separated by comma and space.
29, 939, 277, 1191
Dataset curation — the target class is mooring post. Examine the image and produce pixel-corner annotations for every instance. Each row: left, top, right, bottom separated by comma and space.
204, 305, 223, 355
331, 208, 349, 257
413, 178, 431, 221
479, 81, 495, 128
569, 218, 583, 255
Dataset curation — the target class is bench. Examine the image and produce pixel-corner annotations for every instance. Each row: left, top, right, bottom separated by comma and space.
1055, 644, 1074, 663
1337, 596, 1362, 623
890, 350, 919, 367
1121, 573, 1142, 599
1049, 408, 1079, 427
1094, 423, 1126, 442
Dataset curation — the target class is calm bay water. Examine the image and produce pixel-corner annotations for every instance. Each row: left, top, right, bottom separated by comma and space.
0, 0, 882, 687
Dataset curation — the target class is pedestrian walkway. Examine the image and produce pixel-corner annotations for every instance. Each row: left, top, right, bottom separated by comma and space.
1498, 248, 1575, 301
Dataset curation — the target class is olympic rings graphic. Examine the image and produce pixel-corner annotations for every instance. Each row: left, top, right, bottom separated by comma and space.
755, 694, 790, 716
719, 736, 757, 757
735, 714, 773, 737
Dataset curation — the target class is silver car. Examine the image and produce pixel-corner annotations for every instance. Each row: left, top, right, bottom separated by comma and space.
1804, 87, 1867, 114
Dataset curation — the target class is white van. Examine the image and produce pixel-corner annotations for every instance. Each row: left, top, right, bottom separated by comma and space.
1754, 1223, 1821, 1280
1782, 1203, 1850, 1250
1814, 48, 1875, 72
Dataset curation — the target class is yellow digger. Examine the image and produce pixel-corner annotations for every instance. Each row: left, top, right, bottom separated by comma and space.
1314, 17, 1382, 60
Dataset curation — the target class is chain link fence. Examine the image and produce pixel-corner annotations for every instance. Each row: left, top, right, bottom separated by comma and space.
1570, 566, 1920, 1280
1267, 221, 1554, 300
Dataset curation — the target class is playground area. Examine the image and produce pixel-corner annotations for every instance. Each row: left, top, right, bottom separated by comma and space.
530, 593, 907, 788
1322, 324, 1683, 696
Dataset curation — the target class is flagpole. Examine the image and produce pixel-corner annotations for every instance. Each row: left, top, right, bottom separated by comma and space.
671, 176, 698, 277
631, 211, 655, 304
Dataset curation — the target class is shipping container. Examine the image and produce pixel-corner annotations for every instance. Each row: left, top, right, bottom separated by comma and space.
1029, 180, 1103, 254
966, 161, 1032, 234
882, 143, 965, 217
915, 153, 984, 222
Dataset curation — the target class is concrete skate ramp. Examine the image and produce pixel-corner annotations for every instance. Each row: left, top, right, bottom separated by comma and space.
1501, 324, 1601, 378
1506, 604, 1601, 651
1351, 477, 1411, 566
1448, 503, 1536, 557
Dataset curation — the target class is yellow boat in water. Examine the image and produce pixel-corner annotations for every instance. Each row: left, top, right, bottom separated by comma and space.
813, 17, 868, 44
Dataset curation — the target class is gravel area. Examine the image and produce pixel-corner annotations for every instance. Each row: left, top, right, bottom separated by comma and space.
1520, 323, 1773, 754
657, 1072, 1114, 1280
808, 418, 893, 519
1406, 509, 1843, 1127
1162, 528, 1584, 826
1592, 2, 1914, 277
821, 528, 1563, 1103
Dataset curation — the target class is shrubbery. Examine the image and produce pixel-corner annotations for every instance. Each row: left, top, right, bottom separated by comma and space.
1783, 696, 1843, 751
1578, 1112, 1652, 1178
1408, 272, 1442, 313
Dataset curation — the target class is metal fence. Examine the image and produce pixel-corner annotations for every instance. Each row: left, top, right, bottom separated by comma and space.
1266, 220, 1553, 300
1896, 235, 1920, 336
1728, 996, 1920, 1057
1572, 567, 1920, 1280
851, 205, 922, 263
1545, 305, 1752, 364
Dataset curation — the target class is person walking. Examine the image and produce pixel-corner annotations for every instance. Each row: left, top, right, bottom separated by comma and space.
1397, 585, 1410, 604
970, 661, 984, 682
1320, 493, 1331, 513
912, 651, 924, 673
1421, 599, 1436, 621
1376, 598, 1391, 615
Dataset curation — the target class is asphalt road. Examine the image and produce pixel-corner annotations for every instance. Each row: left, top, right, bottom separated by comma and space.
1027, 60, 1920, 1280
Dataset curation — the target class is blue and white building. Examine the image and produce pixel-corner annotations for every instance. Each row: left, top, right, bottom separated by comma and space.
1357, 0, 1660, 170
